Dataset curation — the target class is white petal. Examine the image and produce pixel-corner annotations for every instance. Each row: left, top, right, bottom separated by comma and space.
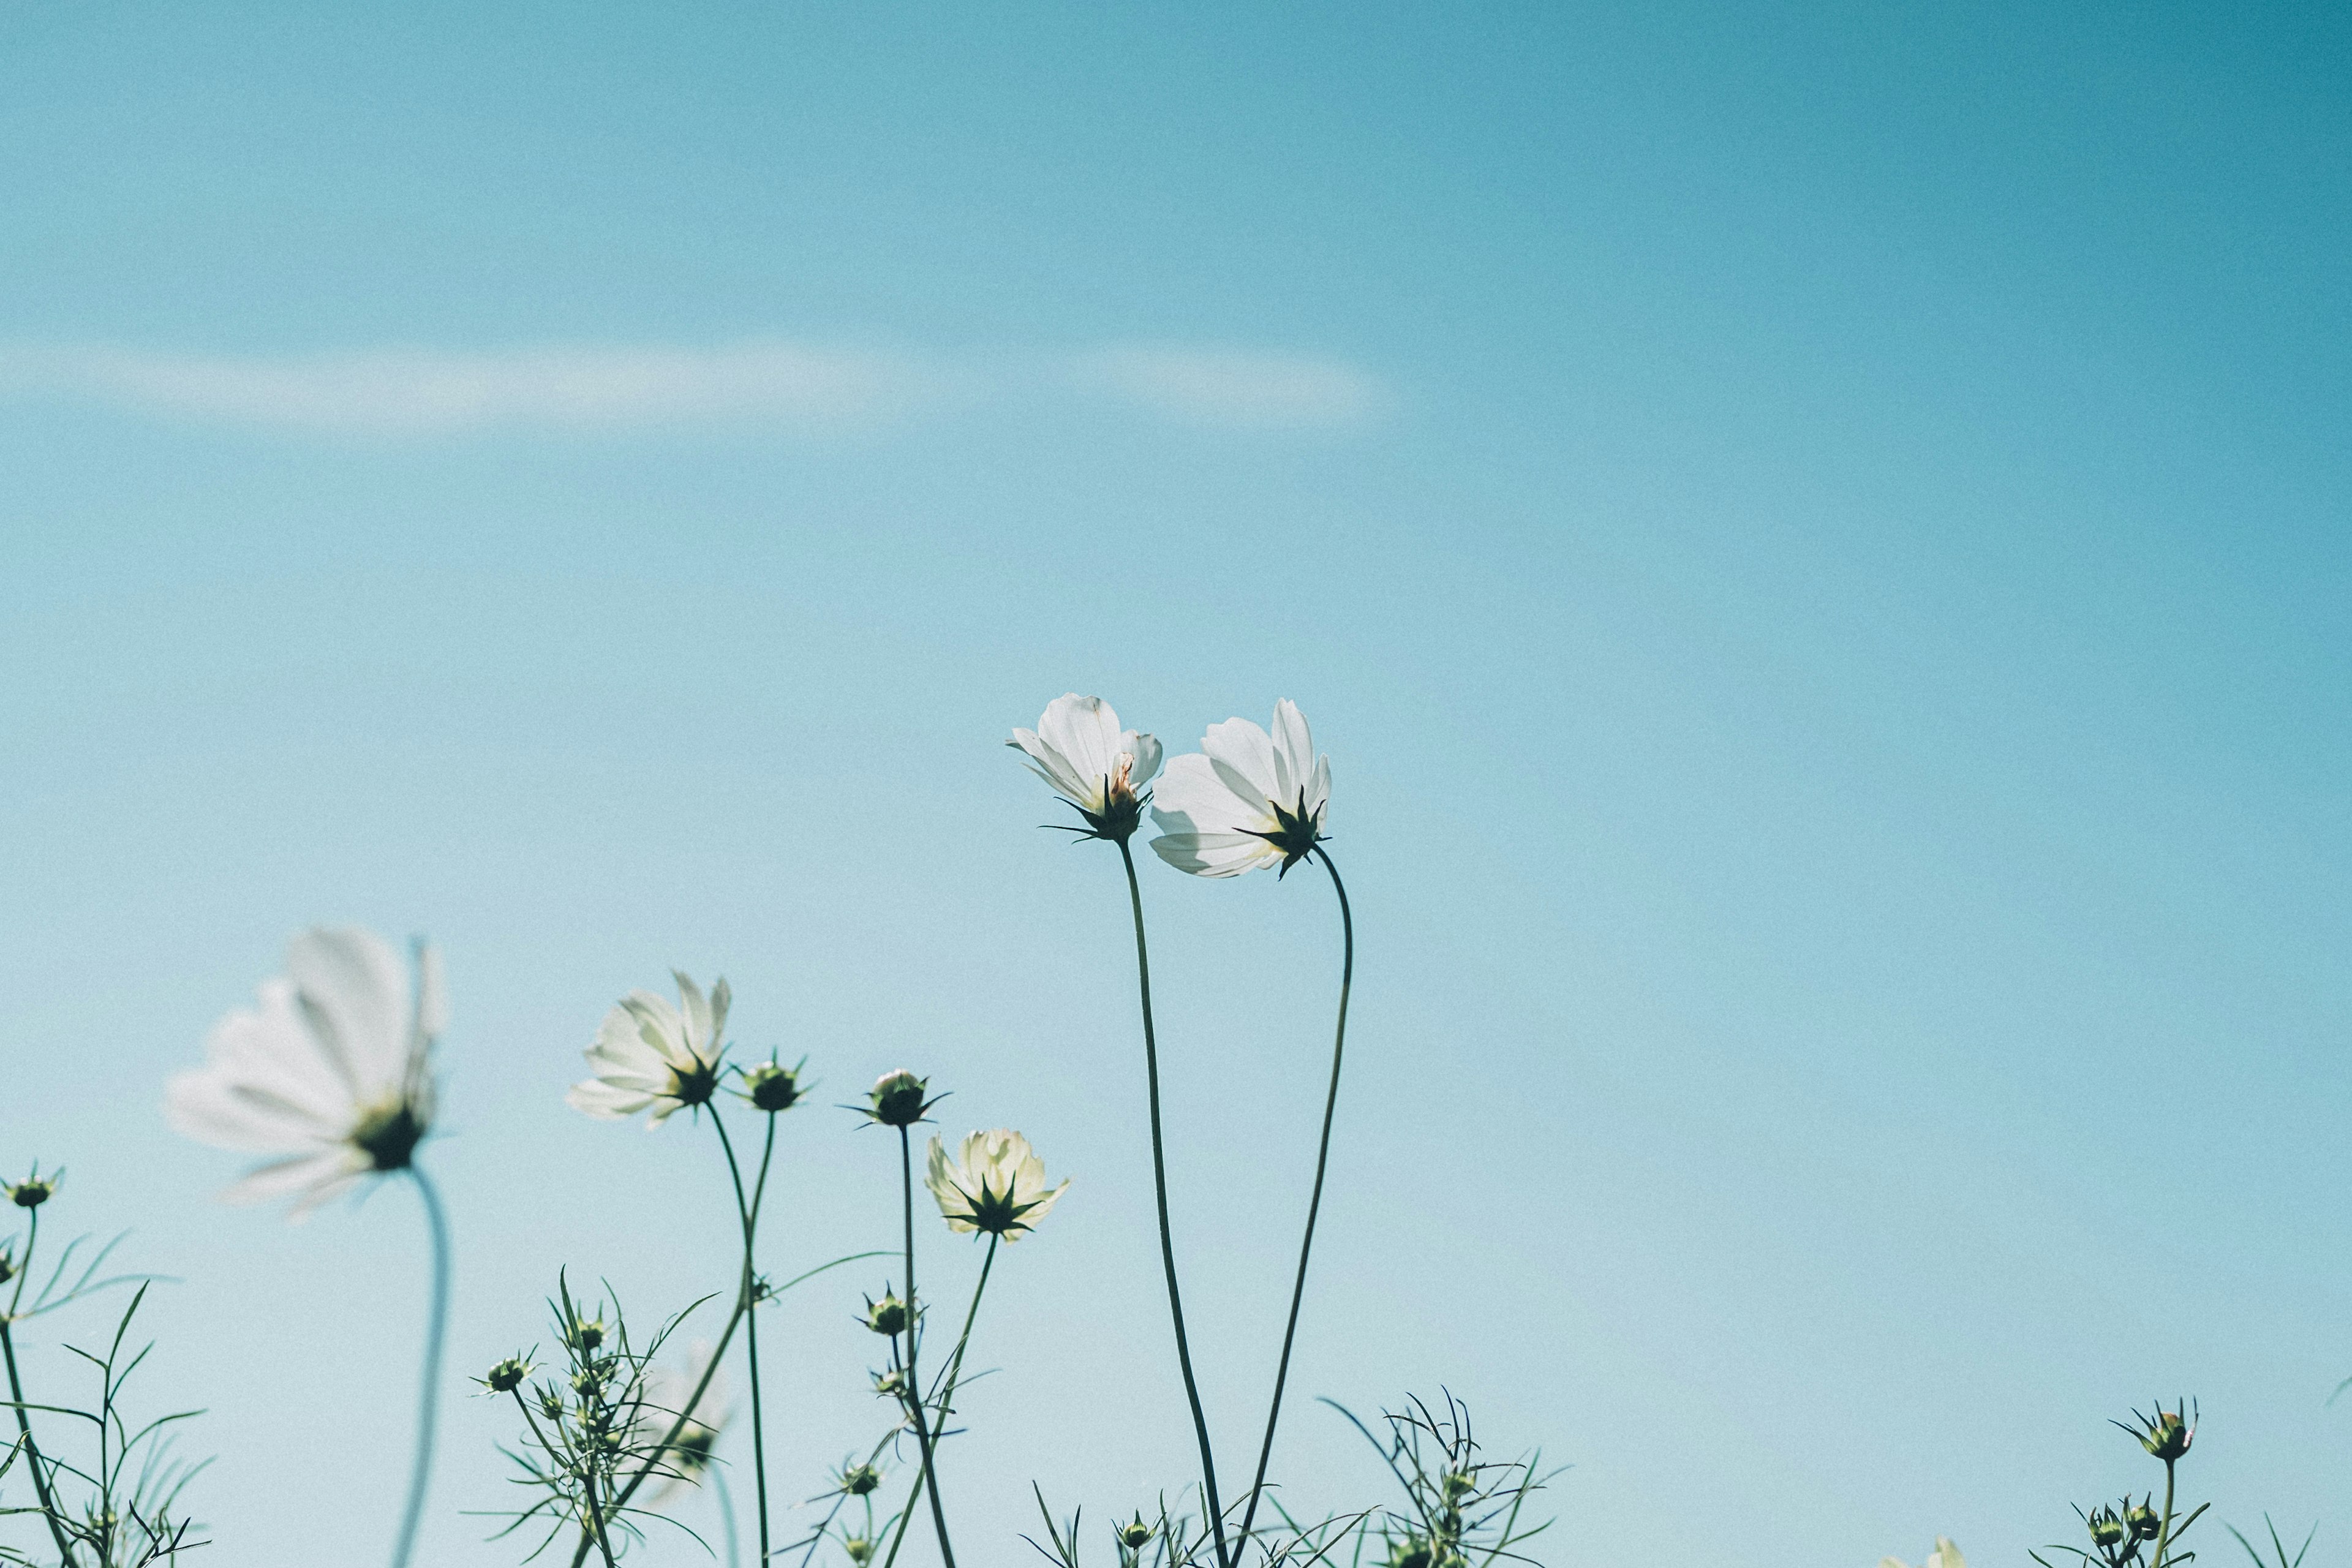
1268, 699, 1314, 804
1149, 755, 1260, 832
568, 1078, 655, 1118
1038, 695, 1121, 797
1198, 716, 1281, 807
1125, 731, 1164, 788
1009, 729, 1092, 804
415, 941, 449, 1040
706, 975, 731, 1051
1149, 829, 1275, 878
1306, 753, 1332, 821
219, 1148, 368, 1216
286, 927, 411, 1098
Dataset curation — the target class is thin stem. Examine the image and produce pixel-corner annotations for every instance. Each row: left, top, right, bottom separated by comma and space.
581, 1463, 620, 1568
1235, 845, 1355, 1553
392, 1166, 453, 1568
712, 1112, 776, 1567
897, 1126, 957, 1568
880, 1233, 998, 1568
714, 1465, 743, 1568
1, 1227, 77, 1568
1117, 837, 1232, 1568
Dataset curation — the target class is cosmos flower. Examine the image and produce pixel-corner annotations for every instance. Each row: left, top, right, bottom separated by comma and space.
924, 1129, 1068, 1242
1148, 699, 1330, 878
641, 1341, 730, 1501
167, 926, 444, 1219
1009, 694, 1163, 843
567, 971, 730, 1128
1880, 1539, 1966, 1568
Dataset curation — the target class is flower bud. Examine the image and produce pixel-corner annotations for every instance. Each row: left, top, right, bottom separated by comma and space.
481, 1357, 532, 1395
1119, 1517, 1154, 1551
743, 1061, 802, 1114
872, 1369, 907, 1400
864, 1293, 908, 1336
0, 1248, 14, 1286
869, 1071, 932, 1128
537, 1387, 568, 1423
2141, 1408, 2193, 1461
2126, 1504, 2160, 1542
844, 1539, 875, 1567
7, 1173, 59, 1209
1386, 1539, 1433, 1568
2088, 1509, 2127, 1549
566, 1317, 607, 1353
842, 1462, 881, 1496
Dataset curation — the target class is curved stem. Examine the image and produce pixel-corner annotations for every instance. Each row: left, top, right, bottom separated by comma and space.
391, 1166, 452, 1568
1117, 839, 1232, 1568
712, 1112, 776, 1567
897, 1126, 957, 1568
715, 1465, 744, 1568
1234, 845, 1354, 1553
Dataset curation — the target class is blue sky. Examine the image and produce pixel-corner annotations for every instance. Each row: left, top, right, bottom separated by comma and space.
2, 2, 2347, 1565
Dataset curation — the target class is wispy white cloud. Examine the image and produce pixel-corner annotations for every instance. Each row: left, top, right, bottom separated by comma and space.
1073, 345, 1390, 428
0, 339, 1390, 437
0, 342, 936, 435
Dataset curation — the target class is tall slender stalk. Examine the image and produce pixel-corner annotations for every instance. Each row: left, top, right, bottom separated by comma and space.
1117, 838, 1232, 1568
1235, 845, 1354, 1553
879, 1233, 999, 1568
712, 1111, 779, 1566
391, 1167, 451, 1568
896, 1126, 958, 1568
1, 1209, 77, 1567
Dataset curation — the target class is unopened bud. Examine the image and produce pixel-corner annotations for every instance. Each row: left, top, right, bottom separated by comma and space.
481, 1357, 531, 1395
2126, 1504, 2160, 1542
864, 1294, 908, 1336
1119, 1517, 1154, 1551
868, 1071, 931, 1128
744, 1061, 802, 1113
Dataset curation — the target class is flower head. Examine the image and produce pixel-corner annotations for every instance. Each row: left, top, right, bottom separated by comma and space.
167, 926, 444, 1219
1149, 699, 1330, 878
1118, 1517, 1155, 1551
1010, 694, 1163, 844
480, 1356, 533, 1395
862, 1292, 908, 1336
925, 1129, 1069, 1242
568, 971, 730, 1128
739, 1058, 804, 1114
2117, 1401, 2195, 1463
642, 1341, 729, 1501
865, 1069, 938, 1128
6, 1167, 60, 1210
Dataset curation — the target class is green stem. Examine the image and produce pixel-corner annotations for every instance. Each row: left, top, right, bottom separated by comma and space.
1117, 838, 1232, 1568
391, 1166, 451, 1568
2152, 1458, 2177, 1568
714, 1465, 743, 1568
897, 1126, 957, 1568
581, 1463, 620, 1568
1234, 845, 1354, 1553
1, 1218, 77, 1567
880, 1234, 998, 1568
712, 1112, 777, 1567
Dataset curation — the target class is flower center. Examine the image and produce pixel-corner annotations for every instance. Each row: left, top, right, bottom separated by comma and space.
667, 1054, 720, 1108
352, 1096, 426, 1171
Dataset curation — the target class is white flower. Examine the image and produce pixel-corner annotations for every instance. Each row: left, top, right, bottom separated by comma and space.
567, 971, 729, 1128
925, 1129, 1069, 1241
641, 1340, 730, 1501
1881, 1539, 1965, 1568
167, 926, 443, 1219
1148, 699, 1330, 878
1009, 694, 1163, 842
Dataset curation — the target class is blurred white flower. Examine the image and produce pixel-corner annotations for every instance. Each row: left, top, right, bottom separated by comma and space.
642, 1340, 731, 1501
1148, 699, 1330, 878
568, 972, 729, 1128
167, 926, 443, 1219
925, 1129, 1069, 1241
1881, 1539, 1965, 1568
1009, 693, 1163, 843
